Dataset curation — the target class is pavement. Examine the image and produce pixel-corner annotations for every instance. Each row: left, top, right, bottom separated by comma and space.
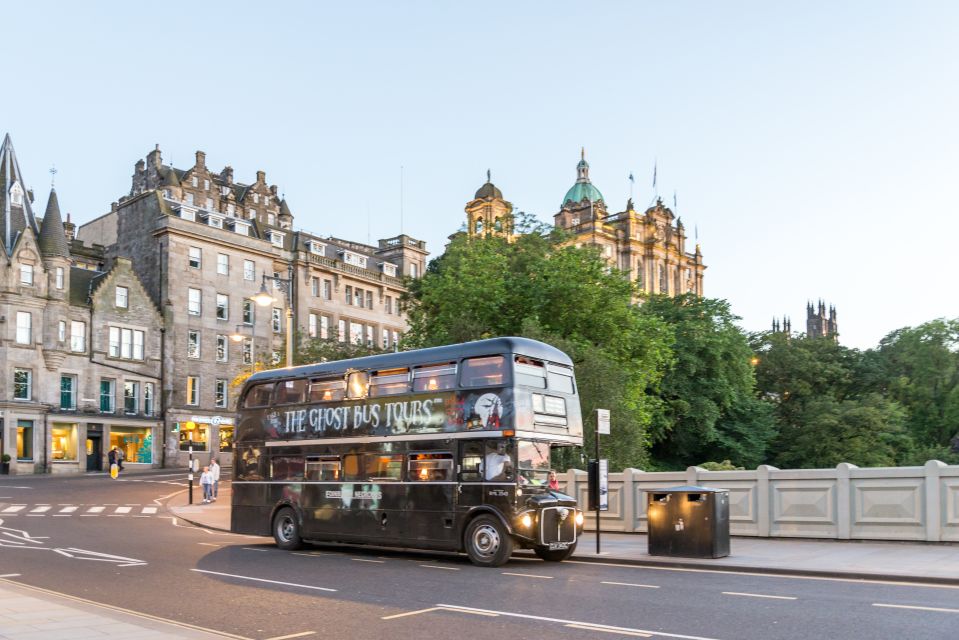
3, 476, 956, 640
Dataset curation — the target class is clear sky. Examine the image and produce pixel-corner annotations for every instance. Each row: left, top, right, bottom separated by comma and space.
2, 1, 956, 349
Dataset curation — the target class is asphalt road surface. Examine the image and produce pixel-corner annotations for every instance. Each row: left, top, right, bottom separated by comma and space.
1, 471, 957, 640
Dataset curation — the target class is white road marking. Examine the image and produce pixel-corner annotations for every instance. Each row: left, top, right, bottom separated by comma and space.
722, 592, 796, 600
264, 632, 316, 640
2, 506, 25, 513
30, 506, 51, 513
243, 547, 273, 552
565, 560, 959, 590
198, 543, 222, 547
873, 603, 959, 614
59, 506, 78, 513
191, 569, 337, 592
292, 552, 326, 557
86, 506, 105, 513
567, 624, 652, 637
502, 572, 553, 579
0, 574, 22, 578
114, 506, 132, 514
382, 607, 444, 620
420, 564, 460, 571
437, 604, 724, 640
351, 558, 385, 563
602, 581, 660, 589
142, 506, 158, 514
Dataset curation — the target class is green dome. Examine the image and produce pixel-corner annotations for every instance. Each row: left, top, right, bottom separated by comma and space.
563, 181, 604, 206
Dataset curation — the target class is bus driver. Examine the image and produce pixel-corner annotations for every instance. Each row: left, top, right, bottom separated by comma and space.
485, 441, 512, 481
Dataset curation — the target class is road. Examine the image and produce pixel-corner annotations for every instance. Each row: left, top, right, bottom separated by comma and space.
1, 471, 956, 640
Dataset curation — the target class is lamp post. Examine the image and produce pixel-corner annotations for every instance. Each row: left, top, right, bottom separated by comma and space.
252, 266, 295, 367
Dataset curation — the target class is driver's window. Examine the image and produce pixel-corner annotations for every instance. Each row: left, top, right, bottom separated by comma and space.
483, 439, 513, 481
460, 441, 484, 481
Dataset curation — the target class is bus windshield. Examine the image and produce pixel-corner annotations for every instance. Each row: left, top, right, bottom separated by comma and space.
516, 440, 551, 486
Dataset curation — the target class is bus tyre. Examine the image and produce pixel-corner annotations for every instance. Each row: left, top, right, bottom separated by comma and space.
464, 515, 513, 567
273, 508, 303, 551
534, 542, 576, 562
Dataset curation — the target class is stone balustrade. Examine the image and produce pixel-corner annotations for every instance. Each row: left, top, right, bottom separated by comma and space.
562, 460, 959, 542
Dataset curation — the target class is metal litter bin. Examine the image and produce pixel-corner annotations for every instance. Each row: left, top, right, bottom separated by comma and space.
646, 485, 729, 558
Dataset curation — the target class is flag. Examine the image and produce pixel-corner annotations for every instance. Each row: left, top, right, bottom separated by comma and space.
652, 163, 657, 190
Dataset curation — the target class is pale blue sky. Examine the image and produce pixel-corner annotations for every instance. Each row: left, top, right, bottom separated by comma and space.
2, 1, 957, 348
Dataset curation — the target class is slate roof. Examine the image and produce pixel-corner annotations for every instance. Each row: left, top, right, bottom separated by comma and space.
0, 133, 40, 255
69, 267, 101, 307
38, 188, 71, 258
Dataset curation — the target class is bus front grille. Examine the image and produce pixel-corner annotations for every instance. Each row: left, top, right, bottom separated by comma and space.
539, 507, 577, 544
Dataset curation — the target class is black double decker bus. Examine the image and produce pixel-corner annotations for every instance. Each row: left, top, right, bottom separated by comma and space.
231, 337, 584, 566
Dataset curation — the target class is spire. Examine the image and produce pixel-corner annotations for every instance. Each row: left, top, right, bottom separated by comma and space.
0, 133, 39, 255
487, 168, 491, 183
38, 188, 71, 258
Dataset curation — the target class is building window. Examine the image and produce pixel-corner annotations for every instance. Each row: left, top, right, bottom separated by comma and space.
133, 330, 145, 360
365, 325, 374, 346
192, 176, 198, 188
248, 208, 256, 220
366, 291, 373, 309
121, 328, 134, 359
338, 319, 346, 342
109, 327, 120, 357
659, 265, 667, 293
188, 247, 201, 269
51, 424, 77, 461
267, 213, 276, 226
20, 264, 33, 285
216, 335, 228, 362
216, 294, 229, 320
342, 251, 368, 268
10, 183, 24, 206
269, 230, 284, 247
14, 368, 31, 400
188, 288, 201, 315
115, 286, 129, 308
309, 313, 317, 338
124, 381, 140, 415
252, 193, 259, 204
385, 296, 392, 314
392, 330, 399, 347
353, 288, 362, 307
243, 259, 255, 281
184, 193, 195, 206
323, 279, 332, 300
242, 339, 252, 365
55, 266, 64, 289
15, 311, 31, 344
70, 320, 86, 352
144, 383, 154, 416
344, 285, 352, 305
100, 379, 115, 413
242, 300, 254, 325
186, 376, 199, 405
272, 308, 282, 333
16, 420, 33, 461
410, 263, 419, 278
382, 262, 397, 277
215, 379, 228, 408
311, 277, 319, 297
349, 322, 363, 345
58, 320, 66, 342
188, 330, 200, 358
60, 375, 77, 409
320, 315, 330, 340
217, 253, 229, 275
382, 328, 389, 349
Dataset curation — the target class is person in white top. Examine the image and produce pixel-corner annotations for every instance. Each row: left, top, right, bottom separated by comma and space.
200, 467, 214, 503
209, 458, 221, 501
484, 441, 512, 481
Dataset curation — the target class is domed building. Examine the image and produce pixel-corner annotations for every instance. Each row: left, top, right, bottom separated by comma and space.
465, 170, 515, 242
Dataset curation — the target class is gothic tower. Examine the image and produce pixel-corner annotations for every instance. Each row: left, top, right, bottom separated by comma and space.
806, 300, 838, 339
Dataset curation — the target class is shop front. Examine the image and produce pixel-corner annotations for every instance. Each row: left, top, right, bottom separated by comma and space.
168, 413, 234, 468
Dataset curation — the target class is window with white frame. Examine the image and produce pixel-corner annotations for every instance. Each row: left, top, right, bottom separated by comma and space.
206, 197, 215, 212
217, 253, 229, 275
341, 251, 368, 268
16, 311, 31, 344
70, 321, 86, 352
60, 375, 76, 410
243, 259, 255, 281
58, 320, 66, 342
124, 381, 139, 415
323, 279, 332, 300
272, 308, 282, 333
188, 288, 201, 315
10, 182, 24, 206
192, 176, 198, 188
311, 277, 319, 297
309, 313, 317, 338
109, 327, 120, 357
121, 328, 133, 359
188, 247, 201, 269
344, 285, 352, 304
382, 328, 389, 349
13, 368, 31, 400
20, 264, 33, 285
133, 330, 144, 360
187, 330, 200, 358
338, 319, 346, 342
268, 230, 284, 247
204, 179, 210, 191
186, 376, 199, 405
381, 262, 397, 277
242, 300, 254, 325
242, 339, 252, 364
366, 291, 373, 309
100, 379, 115, 413
227, 203, 235, 215
184, 193, 195, 206
144, 383, 154, 416
320, 315, 330, 340
216, 294, 229, 320
308, 241, 326, 255
392, 330, 399, 347
365, 324, 374, 346
385, 296, 392, 314
248, 208, 256, 220
410, 263, 418, 278
215, 379, 228, 408
353, 287, 362, 307
180, 206, 196, 221
349, 322, 363, 345
55, 266, 64, 289
216, 335, 228, 362
115, 286, 128, 308
267, 213, 276, 226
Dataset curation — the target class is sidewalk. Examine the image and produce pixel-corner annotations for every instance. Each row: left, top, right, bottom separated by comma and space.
168, 482, 959, 585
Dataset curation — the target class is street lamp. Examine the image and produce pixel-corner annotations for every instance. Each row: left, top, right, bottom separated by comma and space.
230, 323, 256, 375
253, 267, 295, 367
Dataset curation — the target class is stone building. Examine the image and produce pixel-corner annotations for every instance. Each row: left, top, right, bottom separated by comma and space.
0, 134, 163, 475
806, 300, 838, 339
467, 150, 706, 296
78, 146, 426, 467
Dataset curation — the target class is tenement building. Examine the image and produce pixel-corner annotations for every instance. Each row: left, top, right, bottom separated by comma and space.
77, 146, 427, 468
468, 150, 705, 296
0, 134, 163, 475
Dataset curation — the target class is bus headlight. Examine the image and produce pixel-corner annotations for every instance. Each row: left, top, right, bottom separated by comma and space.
520, 513, 533, 528
574, 511, 584, 526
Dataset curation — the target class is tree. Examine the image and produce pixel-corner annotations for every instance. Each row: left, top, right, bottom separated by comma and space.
640, 295, 776, 470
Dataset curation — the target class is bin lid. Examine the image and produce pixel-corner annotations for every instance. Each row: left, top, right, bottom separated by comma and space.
654, 485, 728, 493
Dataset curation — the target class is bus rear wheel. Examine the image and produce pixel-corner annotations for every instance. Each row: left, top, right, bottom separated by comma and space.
534, 542, 576, 562
464, 515, 513, 567
273, 507, 303, 551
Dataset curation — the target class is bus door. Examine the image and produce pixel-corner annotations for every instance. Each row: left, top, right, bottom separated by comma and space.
405, 452, 457, 545
338, 452, 406, 542
457, 441, 486, 512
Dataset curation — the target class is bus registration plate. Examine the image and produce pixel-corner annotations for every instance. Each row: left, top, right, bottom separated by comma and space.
548, 541, 570, 551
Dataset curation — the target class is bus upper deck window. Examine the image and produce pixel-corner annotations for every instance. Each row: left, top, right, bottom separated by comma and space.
547, 364, 575, 394
460, 355, 505, 388
346, 371, 369, 399
310, 378, 346, 403
412, 363, 457, 392
514, 356, 546, 389
369, 368, 410, 397
243, 383, 274, 408
275, 379, 307, 405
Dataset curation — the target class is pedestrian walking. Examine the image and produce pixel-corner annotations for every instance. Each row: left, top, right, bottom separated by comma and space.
108, 447, 119, 479
116, 447, 125, 472
209, 458, 221, 501
200, 466, 214, 503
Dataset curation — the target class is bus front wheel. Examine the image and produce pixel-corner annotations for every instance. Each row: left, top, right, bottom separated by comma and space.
464, 515, 513, 567
534, 542, 576, 562
273, 508, 303, 551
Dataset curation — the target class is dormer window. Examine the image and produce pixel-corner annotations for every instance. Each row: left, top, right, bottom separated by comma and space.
341, 251, 368, 269
233, 220, 251, 236
208, 215, 224, 229
178, 206, 196, 222
227, 203, 235, 216
10, 183, 24, 206
380, 262, 398, 277
267, 230, 285, 247
191, 176, 198, 188
307, 241, 326, 255
267, 213, 276, 226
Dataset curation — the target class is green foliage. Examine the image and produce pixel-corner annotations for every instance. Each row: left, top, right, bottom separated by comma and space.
639, 295, 776, 470
294, 337, 390, 365
697, 460, 744, 471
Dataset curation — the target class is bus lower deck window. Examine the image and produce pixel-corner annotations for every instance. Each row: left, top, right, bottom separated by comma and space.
409, 452, 453, 481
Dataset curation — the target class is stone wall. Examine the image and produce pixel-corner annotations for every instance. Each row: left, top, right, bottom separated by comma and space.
563, 460, 959, 542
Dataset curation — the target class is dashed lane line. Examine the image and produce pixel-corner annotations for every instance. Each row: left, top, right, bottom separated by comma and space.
602, 581, 660, 589
502, 572, 553, 579
722, 592, 797, 600
191, 569, 337, 592
420, 564, 460, 571
263, 632, 316, 640
873, 603, 959, 614
567, 624, 652, 637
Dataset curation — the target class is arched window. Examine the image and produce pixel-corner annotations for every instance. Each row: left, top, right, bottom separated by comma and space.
636, 259, 643, 287
474, 218, 484, 234
659, 265, 667, 293
493, 217, 502, 231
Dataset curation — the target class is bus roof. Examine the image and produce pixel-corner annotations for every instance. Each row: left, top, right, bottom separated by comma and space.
245, 336, 573, 385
